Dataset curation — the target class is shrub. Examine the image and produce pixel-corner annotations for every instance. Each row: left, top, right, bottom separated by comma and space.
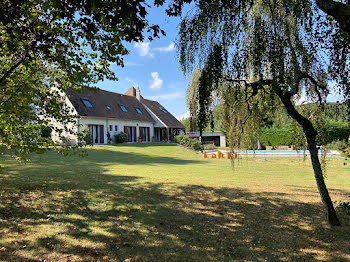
190, 139, 204, 151
107, 132, 112, 144
174, 134, 186, 144
174, 134, 203, 151
204, 144, 216, 150
114, 132, 128, 143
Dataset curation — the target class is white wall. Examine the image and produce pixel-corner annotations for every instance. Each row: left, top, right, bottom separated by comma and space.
50, 95, 80, 145
79, 117, 154, 144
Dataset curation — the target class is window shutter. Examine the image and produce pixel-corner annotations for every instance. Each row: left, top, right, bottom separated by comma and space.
124, 126, 127, 134
133, 127, 137, 142
99, 125, 104, 144
147, 127, 150, 142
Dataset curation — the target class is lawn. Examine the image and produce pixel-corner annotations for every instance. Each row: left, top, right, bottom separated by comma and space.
0, 144, 349, 261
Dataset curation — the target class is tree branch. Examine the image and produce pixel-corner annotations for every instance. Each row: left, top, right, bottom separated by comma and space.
316, 0, 350, 33
0, 56, 27, 85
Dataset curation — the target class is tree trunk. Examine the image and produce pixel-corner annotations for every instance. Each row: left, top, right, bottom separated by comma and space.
306, 131, 341, 226
277, 90, 341, 226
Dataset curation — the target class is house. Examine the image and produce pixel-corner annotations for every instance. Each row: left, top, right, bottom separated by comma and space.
52, 86, 185, 144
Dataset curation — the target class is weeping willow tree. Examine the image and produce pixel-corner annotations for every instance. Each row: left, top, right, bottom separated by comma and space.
168, 0, 350, 226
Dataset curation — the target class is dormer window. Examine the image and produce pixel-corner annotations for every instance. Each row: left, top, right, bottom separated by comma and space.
160, 107, 168, 114
135, 106, 142, 114
81, 97, 93, 108
106, 105, 112, 110
119, 104, 128, 112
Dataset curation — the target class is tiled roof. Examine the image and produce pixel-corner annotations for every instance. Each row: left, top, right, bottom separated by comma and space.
140, 97, 185, 129
67, 88, 155, 123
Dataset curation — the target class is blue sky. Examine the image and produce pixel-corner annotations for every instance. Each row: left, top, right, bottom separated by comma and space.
97, 3, 191, 119
96, 2, 343, 119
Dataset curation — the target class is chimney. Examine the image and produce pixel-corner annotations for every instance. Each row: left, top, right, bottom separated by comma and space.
136, 86, 141, 101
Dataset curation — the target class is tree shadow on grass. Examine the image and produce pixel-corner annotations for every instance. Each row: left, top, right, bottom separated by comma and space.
1, 178, 350, 261
1, 150, 350, 261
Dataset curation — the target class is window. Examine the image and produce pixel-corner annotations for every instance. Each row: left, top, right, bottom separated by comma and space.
106, 105, 112, 110
141, 127, 148, 141
81, 98, 93, 108
119, 104, 128, 112
109, 125, 112, 131
115, 125, 118, 132
135, 106, 142, 114
160, 107, 168, 113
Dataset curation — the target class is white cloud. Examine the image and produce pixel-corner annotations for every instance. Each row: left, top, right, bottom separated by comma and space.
134, 41, 153, 57
124, 61, 144, 67
125, 77, 138, 86
149, 72, 163, 89
176, 111, 190, 120
146, 92, 183, 101
154, 42, 175, 53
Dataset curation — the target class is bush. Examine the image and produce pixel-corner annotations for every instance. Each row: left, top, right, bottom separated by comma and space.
326, 140, 348, 151
190, 139, 203, 151
204, 144, 216, 150
114, 132, 128, 143
174, 134, 203, 151
174, 133, 186, 144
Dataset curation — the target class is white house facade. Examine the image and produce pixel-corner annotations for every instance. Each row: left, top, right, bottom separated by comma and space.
51, 86, 185, 145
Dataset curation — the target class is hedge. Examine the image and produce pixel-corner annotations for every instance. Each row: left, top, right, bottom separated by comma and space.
260, 126, 300, 146
260, 123, 350, 147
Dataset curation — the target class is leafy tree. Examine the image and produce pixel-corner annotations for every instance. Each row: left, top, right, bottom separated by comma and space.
0, 0, 164, 159
166, 0, 350, 226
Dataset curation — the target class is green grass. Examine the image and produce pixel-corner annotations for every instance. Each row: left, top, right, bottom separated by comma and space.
0, 143, 350, 261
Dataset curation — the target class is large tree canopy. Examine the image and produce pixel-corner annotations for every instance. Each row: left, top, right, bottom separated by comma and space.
167, 0, 350, 225
0, 0, 164, 159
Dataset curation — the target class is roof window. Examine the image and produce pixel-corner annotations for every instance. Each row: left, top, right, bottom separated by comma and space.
119, 104, 128, 112
81, 97, 93, 108
135, 106, 142, 114
106, 105, 112, 110
160, 107, 168, 114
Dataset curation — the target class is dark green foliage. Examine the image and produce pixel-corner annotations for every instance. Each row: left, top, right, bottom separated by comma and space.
323, 121, 350, 143
260, 126, 303, 147
196, 45, 223, 133
181, 105, 223, 132
260, 122, 349, 147
114, 132, 128, 144
40, 126, 52, 138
